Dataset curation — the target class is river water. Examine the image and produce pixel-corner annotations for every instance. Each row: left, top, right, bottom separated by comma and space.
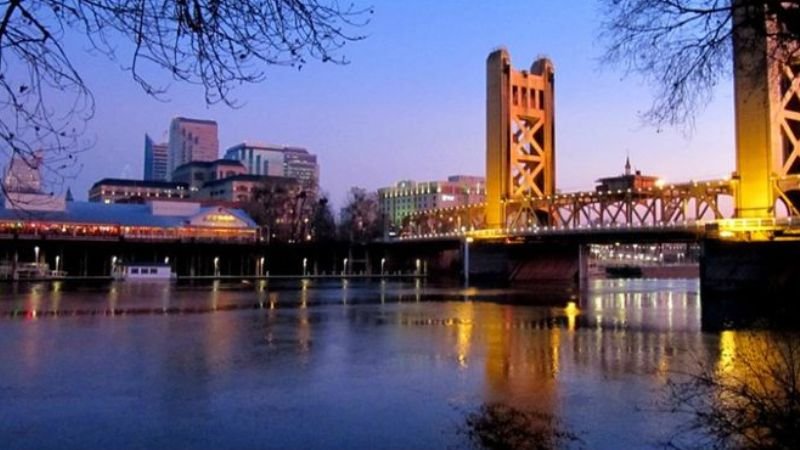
0, 278, 724, 449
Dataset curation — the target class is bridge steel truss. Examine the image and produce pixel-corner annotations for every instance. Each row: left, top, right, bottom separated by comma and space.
402, 180, 733, 237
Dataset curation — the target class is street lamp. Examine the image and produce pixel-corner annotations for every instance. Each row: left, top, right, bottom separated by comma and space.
260, 257, 266, 277
213, 256, 220, 276
415, 258, 421, 275
302, 257, 308, 276
34, 246, 39, 264
380, 258, 386, 275
343, 258, 348, 276
55, 255, 60, 274
111, 255, 117, 277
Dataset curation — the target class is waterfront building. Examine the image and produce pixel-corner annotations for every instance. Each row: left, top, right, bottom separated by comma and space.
0, 199, 258, 243
144, 134, 169, 181
88, 178, 189, 204
378, 175, 486, 228
171, 159, 247, 191
224, 142, 319, 195
168, 117, 219, 177
595, 157, 660, 192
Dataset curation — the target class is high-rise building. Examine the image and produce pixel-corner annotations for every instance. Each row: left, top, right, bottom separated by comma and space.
168, 117, 219, 178
224, 142, 319, 195
144, 134, 169, 181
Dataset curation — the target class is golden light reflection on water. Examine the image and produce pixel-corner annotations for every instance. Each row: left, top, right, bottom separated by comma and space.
301, 279, 309, 309
454, 302, 474, 369
564, 301, 578, 332
717, 330, 737, 374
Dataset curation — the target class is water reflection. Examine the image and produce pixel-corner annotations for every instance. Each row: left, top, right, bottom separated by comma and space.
0, 278, 721, 449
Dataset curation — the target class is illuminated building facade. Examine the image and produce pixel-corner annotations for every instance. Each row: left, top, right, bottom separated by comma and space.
378, 175, 485, 227
0, 199, 258, 243
88, 178, 189, 204
168, 117, 220, 177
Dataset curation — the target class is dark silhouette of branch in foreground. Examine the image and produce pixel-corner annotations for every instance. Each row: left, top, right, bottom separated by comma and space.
599, 0, 800, 129
661, 330, 800, 450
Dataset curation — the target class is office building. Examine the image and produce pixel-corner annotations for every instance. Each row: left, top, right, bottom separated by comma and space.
378, 175, 486, 227
168, 117, 219, 177
3, 151, 43, 194
144, 134, 169, 181
224, 142, 319, 194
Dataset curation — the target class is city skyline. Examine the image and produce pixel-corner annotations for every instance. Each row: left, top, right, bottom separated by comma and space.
25, 1, 734, 208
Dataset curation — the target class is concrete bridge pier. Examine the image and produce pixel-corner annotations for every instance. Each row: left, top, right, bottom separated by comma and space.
700, 239, 800, 328
463, 241, 586, 285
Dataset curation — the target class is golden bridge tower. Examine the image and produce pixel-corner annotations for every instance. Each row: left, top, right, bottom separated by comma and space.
732, 1, 800, 218
486, 49, 556, 229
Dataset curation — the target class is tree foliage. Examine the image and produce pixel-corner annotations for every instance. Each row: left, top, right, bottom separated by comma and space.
600, 0, 800, 128
310, 195, 336, 241
0, 0, 370, 192
338, 186, 382, 243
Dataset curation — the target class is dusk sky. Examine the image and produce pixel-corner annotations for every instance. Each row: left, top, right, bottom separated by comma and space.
54, 0, 735, 208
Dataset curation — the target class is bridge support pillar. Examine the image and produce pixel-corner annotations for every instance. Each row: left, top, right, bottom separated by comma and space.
701, 239, 800, 327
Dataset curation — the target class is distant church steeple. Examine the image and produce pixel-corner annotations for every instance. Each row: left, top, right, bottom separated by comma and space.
65, 187, 74, 202
624, 155, 632, 176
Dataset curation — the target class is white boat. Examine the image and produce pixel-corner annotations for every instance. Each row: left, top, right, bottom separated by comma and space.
114, 263, 175, 281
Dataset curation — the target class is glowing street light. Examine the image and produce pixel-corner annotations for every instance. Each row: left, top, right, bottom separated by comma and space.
34, 246, 39, 264
380, 258, 386, 275
213, 256, 220, 276
55, 255, 60, 273
343, 258, 349, 276
302, 257, 308, 276
260, 257, 266, 277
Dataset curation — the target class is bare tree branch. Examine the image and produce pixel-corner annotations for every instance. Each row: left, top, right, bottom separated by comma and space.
600, 0, 800, 130
0, 0, 371, 198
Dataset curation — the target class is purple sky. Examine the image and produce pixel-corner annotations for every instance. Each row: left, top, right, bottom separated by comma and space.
23, 1, 736, 208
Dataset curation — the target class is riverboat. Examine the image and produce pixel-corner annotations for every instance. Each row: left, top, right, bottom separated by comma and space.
113, 263, 175, 281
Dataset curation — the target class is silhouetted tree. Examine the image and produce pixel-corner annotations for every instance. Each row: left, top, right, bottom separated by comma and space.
338, 186, 382, 243
245, 178, 298, 243
600, 0, 800, 127
310, 196, 336, 242
0, 0, 371, 194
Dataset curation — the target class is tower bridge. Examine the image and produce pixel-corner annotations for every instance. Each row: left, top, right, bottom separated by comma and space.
394, 46, 800, 244
386, 11, 800, 300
